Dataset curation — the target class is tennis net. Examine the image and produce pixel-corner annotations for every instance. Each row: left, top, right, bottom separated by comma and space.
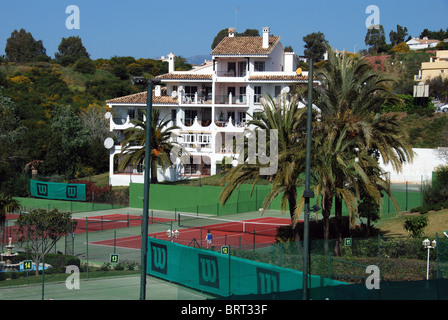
177, 213, 290, 237
74, 216, 140, 232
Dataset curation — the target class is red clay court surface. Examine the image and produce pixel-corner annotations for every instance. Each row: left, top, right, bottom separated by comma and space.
91, 216, 293, 250
3, 213, 171, 242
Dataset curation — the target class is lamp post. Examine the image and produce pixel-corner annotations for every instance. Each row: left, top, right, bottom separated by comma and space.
133, 77, 161, 300
302, 57, 314, 300
422, 238, 436, 280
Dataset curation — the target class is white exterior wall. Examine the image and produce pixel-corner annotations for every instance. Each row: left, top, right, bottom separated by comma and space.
379, 148, 445, 183
268, 43, 285, 71
107, 27, 312, 186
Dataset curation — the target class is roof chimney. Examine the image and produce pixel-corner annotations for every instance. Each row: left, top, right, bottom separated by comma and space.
262, 27, 270, 48
228, 28, 235, 37
168, 53, 176, 73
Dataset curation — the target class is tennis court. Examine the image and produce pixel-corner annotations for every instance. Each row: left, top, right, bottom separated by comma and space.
90, 215, 292, 250
72, 213, 174, 233
4, 212, 166, 242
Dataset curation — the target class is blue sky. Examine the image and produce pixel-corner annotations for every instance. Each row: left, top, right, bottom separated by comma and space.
0, 0, 447, 61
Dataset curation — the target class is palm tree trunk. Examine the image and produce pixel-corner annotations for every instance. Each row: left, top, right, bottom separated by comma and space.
286, 187, 301, 242
333, 191, 343, 257
322, 194, 332, 256
150, 158, 158, 184
0, 220, 4, 255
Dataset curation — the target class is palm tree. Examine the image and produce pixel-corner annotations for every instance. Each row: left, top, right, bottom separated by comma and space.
295, 48, 413, 255
119, 108, 182, 184
219, 94, 308, 241
0, 194, 21, 253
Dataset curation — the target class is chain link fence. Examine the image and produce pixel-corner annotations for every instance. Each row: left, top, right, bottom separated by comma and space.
2, 204, 448, 300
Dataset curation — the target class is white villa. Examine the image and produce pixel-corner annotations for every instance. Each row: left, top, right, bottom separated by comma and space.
105, 27, 313, 186
406, 37, 441, 51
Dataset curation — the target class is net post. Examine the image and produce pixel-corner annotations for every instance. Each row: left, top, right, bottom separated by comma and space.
239, 236, 241, 257
406, 181, 408, 211
255, 187, 258, 211
237, 190, 240, 214
228, 244, 231, 297
253, 230, 256, 251
86, 217, 89, 279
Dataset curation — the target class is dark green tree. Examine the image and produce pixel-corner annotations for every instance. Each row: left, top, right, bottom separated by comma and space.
211, 28, 261, 50
73, 57, 96, 74
5, 29, 48, 63
365, 25, 387, 54
111, 64, 129, 80
239, 29, 260, 37
420, 27, 448, 40
436, 41, 448, 50
303, 32, 328, 61
0, 194, 21, 253
15, 208, 76, 275
0, 91, 28, 194
174, 56, 192, 71
55, 36, 90, 66
389, 25, 408, 46
78, 106, 111, 175
43, 105, 88, 179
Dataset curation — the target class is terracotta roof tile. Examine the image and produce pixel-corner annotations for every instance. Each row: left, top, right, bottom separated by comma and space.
211, 36, 280, 55
249, 74, 309, 81
156, 73, 213, 80
106, 91, 177, 105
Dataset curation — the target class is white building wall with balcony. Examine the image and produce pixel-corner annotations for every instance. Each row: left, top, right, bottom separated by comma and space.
105, 26, 312, 186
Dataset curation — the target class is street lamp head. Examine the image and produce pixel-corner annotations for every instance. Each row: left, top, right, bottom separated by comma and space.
422, 238, 430, 248
432, 240, 437, 248
131, 77, 162, 86
150, 78, 161, 86
131, 76, 146, 85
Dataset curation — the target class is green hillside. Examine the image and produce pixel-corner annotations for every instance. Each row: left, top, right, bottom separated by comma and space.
1, 46, 447, 197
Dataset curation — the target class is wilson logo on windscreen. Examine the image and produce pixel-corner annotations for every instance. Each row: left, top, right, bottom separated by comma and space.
198, 254, 219, 289
36, 183, 48, 196
151, 243, 168, 274
66, 185, 77, 199
257, 267, 279, 294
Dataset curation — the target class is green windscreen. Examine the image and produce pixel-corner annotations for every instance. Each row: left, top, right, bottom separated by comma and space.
146, 237, 347, 297
30, 179, 86, 201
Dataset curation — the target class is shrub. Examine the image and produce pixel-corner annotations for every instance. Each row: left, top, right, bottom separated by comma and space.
100, 262, 111, 271
73, 57, 96, 74
114, 263, 124, 271
69, 180, 112, 203
404, 215, 428, 238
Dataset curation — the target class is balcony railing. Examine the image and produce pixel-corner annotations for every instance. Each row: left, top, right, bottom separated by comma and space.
183, 165, 211, 176
177, 133, 212, 150
216, 70, 247, 77
215, 94, 248, 105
